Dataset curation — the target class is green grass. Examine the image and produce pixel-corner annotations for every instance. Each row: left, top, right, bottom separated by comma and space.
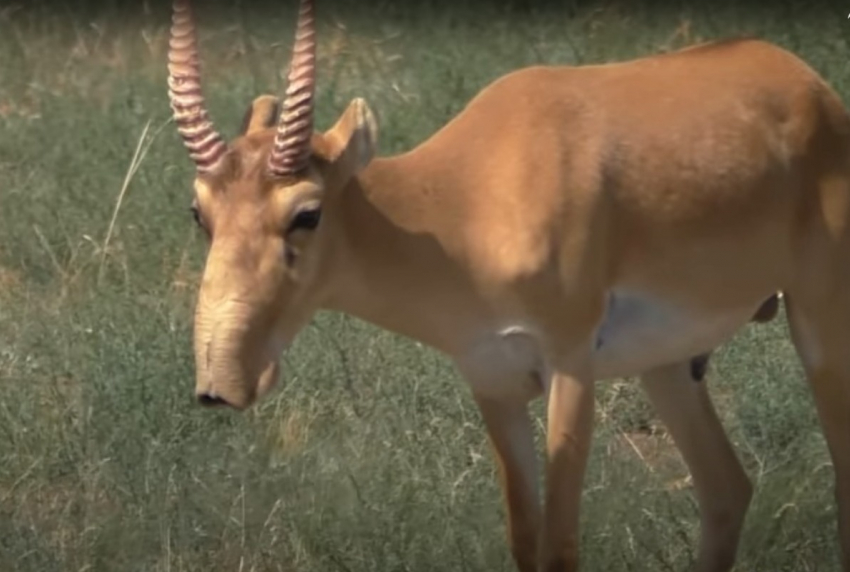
0, 0, 848, 570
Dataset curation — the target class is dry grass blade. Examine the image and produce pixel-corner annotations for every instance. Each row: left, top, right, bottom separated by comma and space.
97, 116, 172, 285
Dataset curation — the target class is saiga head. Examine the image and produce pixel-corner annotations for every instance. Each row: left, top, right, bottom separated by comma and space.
167, 0, 378, 409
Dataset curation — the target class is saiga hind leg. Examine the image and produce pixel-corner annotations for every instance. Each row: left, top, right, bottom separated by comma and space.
784, 292, 850, 571
640, 360, 753, 572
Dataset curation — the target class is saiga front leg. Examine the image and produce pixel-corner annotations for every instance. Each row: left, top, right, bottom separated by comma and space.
460, 359, 543, 572
473, 392, 542, 572
538, 342, 597, 572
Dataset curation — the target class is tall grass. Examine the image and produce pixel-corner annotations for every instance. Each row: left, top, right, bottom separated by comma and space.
0, 0, 847, 570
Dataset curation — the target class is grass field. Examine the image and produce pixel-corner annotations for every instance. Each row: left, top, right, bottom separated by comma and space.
1, 0, 849, 570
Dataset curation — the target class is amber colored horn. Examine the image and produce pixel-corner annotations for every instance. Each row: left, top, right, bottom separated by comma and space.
167, 0, 228, 174
268, 0, 317, 177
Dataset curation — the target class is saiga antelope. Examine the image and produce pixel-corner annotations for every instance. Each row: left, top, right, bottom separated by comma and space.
166, 0, 850, 570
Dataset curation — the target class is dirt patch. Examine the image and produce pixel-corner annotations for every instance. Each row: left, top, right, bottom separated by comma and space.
271, 407, 316, 457
0, 264, 21, 290
613, 429, 693, 491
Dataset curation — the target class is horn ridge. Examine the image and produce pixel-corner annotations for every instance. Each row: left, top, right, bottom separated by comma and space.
268, 0, 317, 178
167, 0, 228, 174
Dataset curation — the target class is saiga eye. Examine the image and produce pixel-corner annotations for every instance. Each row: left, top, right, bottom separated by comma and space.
287, 208, 322, 233
189, 203, 210, 238
190, 204, 203, 227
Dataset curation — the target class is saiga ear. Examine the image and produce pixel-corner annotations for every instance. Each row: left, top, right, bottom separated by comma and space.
240, 95, 282, 136
324, 98, 379, 181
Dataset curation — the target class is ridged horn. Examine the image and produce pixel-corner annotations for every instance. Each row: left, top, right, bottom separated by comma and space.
268, 0, 317, 178
167, 0, 228, 174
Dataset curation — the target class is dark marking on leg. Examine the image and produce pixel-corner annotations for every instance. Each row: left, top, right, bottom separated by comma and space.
690, 353, 711, 382
751, 293, 781, 323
